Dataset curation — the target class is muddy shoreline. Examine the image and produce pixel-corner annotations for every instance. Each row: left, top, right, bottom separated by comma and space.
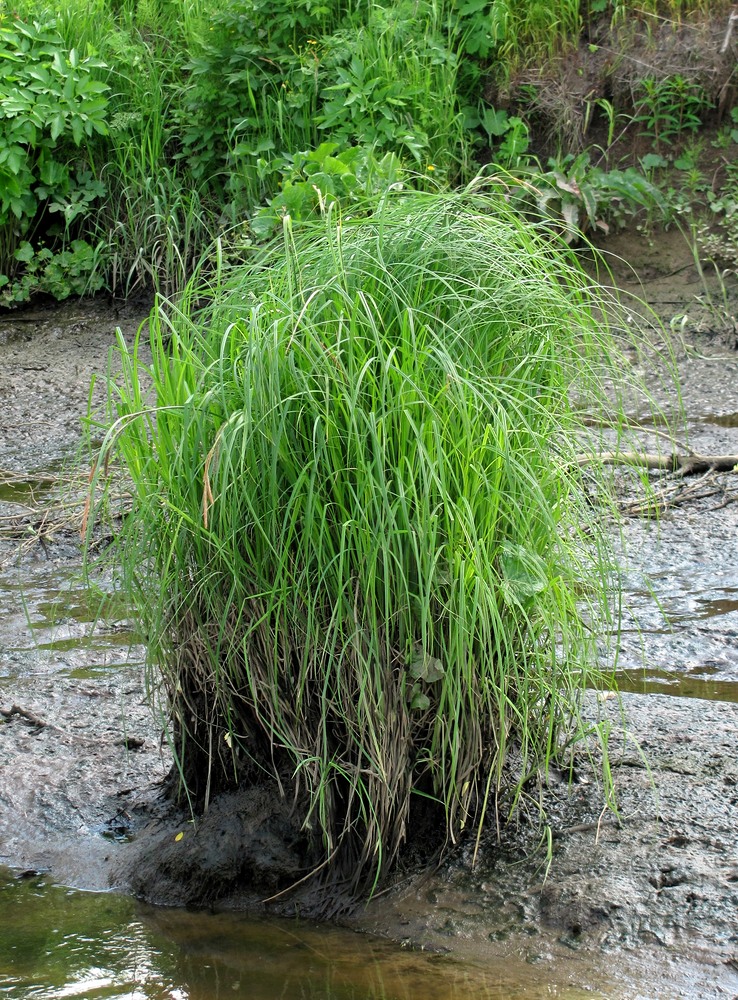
2, 232, 738, 998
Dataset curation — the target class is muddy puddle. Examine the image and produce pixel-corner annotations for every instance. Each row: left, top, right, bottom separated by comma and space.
0, 867, 612, 1000
0, 559, 142, 679
613, 508, 738, 701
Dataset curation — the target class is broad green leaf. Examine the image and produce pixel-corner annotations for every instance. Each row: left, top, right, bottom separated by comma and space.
49, 111, 65, 140
480, 106, 509, 137
409, 653, 445, 683
410, 689, 430, 711
499, 541, 548, 606
640, 152, 667, 172
15, 241, 35, 263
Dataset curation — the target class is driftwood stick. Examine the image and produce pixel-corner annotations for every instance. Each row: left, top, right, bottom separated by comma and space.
720, 11, 738, 55
578, 452, 738, 476
0, 704, 49, 728
0, 704, 97, 744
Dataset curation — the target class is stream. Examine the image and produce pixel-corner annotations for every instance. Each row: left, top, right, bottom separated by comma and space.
1, 226, 738, 1000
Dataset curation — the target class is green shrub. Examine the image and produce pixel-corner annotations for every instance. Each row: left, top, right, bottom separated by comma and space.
634, 75, 712, 150
315, 1, 466, 175
94, 193, 627, 895
248, 142, 404, 239
0, 15, 109, 284
1, 0, 729, 302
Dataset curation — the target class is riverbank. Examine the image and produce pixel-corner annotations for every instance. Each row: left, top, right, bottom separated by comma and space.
1, 227, 738, 998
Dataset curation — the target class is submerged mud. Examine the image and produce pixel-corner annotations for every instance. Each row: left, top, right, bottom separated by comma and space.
1, 246, 738, 999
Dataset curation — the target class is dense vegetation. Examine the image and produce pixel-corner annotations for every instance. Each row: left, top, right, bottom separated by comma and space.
2, 0, 736, 305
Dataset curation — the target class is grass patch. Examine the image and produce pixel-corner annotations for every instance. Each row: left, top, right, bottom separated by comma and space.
94, 191, 632, 896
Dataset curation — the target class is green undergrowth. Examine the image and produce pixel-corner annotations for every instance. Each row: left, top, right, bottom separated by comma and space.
3, 0, 733, 304
91, 192, 642, 896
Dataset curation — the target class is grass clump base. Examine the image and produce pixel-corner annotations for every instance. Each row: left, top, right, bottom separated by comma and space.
97, 192, 622, 901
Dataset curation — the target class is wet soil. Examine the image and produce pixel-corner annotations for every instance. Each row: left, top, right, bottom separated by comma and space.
594, 228, 738, 704
1, 234, 738, 999
0, 301, 169, 887
355, 691, 738, 999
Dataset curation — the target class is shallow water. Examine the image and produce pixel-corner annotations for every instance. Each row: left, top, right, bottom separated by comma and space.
0, 559, 143, 682
0, 869, 608, 1000
613, 490, 738, 702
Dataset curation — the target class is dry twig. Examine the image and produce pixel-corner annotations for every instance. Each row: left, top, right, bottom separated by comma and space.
579, 451, 738, 476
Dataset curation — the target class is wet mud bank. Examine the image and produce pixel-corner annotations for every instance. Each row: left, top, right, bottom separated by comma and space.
1, 257, 738, 998
104, 690, 738, 997
0, 300, 169, 887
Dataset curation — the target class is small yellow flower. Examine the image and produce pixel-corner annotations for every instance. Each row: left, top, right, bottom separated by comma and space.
426, 164, 436, 172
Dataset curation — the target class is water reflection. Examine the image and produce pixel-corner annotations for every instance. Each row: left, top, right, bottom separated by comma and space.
0, 870, 605, 1000
614, 667, 738, 702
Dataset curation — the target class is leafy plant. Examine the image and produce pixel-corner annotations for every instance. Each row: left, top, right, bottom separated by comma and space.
696, 162, 738, 276
711, 106, 738, 150
452, 0, 581, 82
4, 0, 724, 305
0, 237, 104, 305
505, 153, 666, 241
634, 75, 711, 150
315, 2, 466, 177
91, 192, 628, 897
0, 14, 109, 285
471, 105, 532, 168
171, 0, 325, 191
248, 142, 404, 239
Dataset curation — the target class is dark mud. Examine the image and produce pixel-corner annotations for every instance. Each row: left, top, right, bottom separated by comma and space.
1, 246, 738, 999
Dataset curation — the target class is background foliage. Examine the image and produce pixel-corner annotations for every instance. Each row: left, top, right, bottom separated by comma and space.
0, 0, 735, 302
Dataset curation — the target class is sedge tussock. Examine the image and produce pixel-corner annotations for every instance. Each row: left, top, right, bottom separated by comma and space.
94, 192, 630, 897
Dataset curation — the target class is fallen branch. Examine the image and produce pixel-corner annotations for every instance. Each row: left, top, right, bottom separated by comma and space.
619, 476, 721, 517
579, 452, 738, 476
0, 704, 97, 744
0, 704, 50, 728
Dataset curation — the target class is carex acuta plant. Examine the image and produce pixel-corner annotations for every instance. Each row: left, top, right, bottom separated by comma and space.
93, 191, 631, 898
